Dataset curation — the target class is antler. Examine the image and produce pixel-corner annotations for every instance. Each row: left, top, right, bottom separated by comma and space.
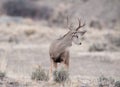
67, 16, 73, 30
76, 18, 85, 31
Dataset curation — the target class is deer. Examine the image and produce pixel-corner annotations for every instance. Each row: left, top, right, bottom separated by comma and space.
49, 17, 86, 80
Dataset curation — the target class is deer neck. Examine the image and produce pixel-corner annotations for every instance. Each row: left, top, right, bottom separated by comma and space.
62, 31, 72, 42
58, 31, 73, 48
50, 31, 73, 57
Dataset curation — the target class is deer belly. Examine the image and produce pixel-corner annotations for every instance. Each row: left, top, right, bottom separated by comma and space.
52, 56, 63, 63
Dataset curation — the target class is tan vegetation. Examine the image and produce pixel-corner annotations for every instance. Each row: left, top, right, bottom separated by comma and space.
0, 0, 120, 87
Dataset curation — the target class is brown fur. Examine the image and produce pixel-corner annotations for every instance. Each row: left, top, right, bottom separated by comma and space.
49, 18, 86, 80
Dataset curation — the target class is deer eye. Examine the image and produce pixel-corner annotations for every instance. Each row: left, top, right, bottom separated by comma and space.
74, 35, 78, 38
76, 35, 78, 38
72, 34, 78, 38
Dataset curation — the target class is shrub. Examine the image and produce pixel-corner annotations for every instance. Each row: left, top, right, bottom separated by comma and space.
53, 68, 69, 83
105, 34, 120, 47
98, 75, 115, 87
104, 33, 120, 51
89, 42, 107, 52
0, 71, 6, 80
115, 81, 120, 87
3, 0, 53, 20
89, 20, 102, 29
31, 66, 49, 81
24, 29, 36, 37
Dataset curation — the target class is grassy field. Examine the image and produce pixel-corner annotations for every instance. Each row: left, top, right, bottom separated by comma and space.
0, 0, 120, 86
0, 16, 119, 87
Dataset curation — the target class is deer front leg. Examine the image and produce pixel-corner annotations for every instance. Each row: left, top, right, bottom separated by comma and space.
62, 51, 69, 71
64, 56, 69, 71
49, 59, 53, 81
64, 57, 69, 70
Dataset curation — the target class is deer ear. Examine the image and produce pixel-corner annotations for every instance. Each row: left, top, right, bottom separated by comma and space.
79, 30, 87, 36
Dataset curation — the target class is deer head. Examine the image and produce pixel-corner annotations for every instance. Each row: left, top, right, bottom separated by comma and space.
67, 17, 86, 45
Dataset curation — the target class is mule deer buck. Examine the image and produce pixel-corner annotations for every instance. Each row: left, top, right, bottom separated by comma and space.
49, 17, 86, 80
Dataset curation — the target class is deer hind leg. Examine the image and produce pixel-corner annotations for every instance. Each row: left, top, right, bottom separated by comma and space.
49, 59, 57, 81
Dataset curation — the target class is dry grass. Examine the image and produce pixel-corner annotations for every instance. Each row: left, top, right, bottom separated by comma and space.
24, 29, 36, 37
31, 66, 49, 81
0, 14, 119, 87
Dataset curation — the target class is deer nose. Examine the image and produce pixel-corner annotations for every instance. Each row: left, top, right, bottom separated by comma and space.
79, 43, 82, 45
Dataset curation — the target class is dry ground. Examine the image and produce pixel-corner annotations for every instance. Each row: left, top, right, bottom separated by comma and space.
0, 16, 120, 87
0, 0, 120, 86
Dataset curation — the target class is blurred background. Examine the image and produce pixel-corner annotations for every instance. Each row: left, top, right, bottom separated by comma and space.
0, 0, 120, 81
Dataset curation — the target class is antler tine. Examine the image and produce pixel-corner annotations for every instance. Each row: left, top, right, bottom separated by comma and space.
67, 16, 73, 30
67, 16, 69, 25
81, 20, 85, 27
76, 18, 81, 31
76, 18, 85, 31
